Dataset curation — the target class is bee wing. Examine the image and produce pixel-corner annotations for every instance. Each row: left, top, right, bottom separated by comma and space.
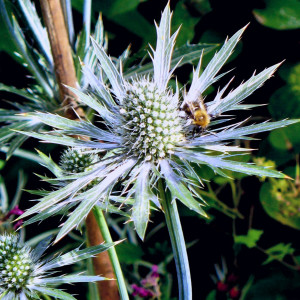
197, 95, 206, 111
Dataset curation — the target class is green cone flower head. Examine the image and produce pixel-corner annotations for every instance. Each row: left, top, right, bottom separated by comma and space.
0, 235, 32, 292
19, 4, 299, 242
0, 234, 115, 300
121, 79, 183, 161
60, 148, 100, 173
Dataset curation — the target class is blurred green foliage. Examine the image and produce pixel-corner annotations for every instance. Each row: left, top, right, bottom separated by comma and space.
253, 0, 300, 30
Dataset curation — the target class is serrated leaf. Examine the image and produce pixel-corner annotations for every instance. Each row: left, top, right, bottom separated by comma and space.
177, 150, 288, 178
41, 242, 117, 271
160, 160, 207, 217
31, 287, 76, 300
189, 119, 300, 146
26, 112, 120, 143
91, 37, 125, 100
152, 4, 179, 92
172, 0, 198, 46
0, 83, 42, 102
234, 229, 263, 248
55, 194, 100, 242
0, 1, 54, 97
207, 63, 281, 116
66, 86, 117, 125
17, 0, 52, 66
17, 129, 119, 150
124, 43, 217, 78
131, 163, 151, 240
187, 25, 247, 100
263, 243, 295, 265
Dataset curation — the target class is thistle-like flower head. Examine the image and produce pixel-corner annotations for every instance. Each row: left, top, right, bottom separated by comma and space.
19, 4, 298, 241
0, 234, 115, 300
59, 148, 100, 173
120, 79, 183, 161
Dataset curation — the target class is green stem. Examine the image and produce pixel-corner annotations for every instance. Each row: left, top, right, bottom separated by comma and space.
83, 0, 92, 49
93, 206, 129, 300
158, 180, 192, 300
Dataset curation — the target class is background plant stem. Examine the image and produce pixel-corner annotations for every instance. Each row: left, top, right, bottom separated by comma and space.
93, 206, 129, 300
158, 180, 192, 300
38, 1, 119, 298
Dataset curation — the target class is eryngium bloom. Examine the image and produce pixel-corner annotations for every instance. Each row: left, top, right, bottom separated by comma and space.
0, 234, 115, 300
19, 4, 298, 240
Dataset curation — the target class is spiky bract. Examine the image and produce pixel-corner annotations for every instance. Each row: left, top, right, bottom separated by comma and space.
0, 234, 115, 300
18, 4, 299, 241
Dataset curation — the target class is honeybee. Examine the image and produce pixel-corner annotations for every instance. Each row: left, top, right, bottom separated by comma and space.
180, 94, 211, 130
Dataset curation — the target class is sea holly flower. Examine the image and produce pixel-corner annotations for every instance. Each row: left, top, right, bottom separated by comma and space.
16, 4, 298, 298
0, 233, 116, 300
19, 3, 297, 241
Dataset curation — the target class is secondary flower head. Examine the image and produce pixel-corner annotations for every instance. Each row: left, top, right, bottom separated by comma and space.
20, 4, 298, 241
59, 148, 100, 173
0, 234, 114, 300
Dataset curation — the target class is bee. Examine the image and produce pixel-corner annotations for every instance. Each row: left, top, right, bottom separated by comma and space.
180, 94, 211, 130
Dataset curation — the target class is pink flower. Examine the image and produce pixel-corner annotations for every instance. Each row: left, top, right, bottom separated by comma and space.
132, 284, 153, 297
5, 205, 24, 230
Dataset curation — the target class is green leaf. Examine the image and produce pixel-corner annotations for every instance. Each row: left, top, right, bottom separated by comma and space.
36, 149, 63, 178
178, 150, 289, 179
91, 37, 125, 99
213, 154, 251, 184
190, 119, 300, 146
0, 83, 47, 103
17, 0, 53, 65
191, 0, 212, 15
187, 25, 247, 97
40, 275, 107, 285
263, 243, 295, 265
0, 1, 54, 98
234, 229, 263, 248
116, 242, 144, 264
132, 163, 152, 240
253, 0, 300, 30
32, 287, 76, 300
269, 123, 300, 152
55, 193, 100, 243
41, 242, 117, 271
206, 290, 216, 300
245, 272, 300, 300
0, 177, 8, 213
260, 180, 300, 230
0, 10, 16, 54
160, 160, 207, 217
172, 0, 198, 46
207, 63, 282, 116
269, 87, 300, 120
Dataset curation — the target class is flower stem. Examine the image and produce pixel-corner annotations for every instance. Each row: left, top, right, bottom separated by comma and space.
93, 206, 129, 300
158, 179, 192, 300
